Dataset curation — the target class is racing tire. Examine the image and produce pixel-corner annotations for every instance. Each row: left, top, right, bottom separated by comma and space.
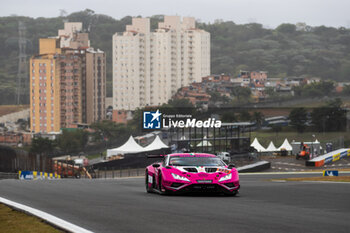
296, 155, 300, 160
145, 170, 152, 193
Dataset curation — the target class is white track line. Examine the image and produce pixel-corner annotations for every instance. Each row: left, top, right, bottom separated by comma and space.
0, 197, 93, 233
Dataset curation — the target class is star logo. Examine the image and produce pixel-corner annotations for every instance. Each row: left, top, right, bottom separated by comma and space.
143, 110, 162, 129
150, 110, 161, 122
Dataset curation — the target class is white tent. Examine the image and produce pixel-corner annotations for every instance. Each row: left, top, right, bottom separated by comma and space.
143, 135, 169, 151
250, 138, 266, 152
265, 141, 277, 152
278, 138, 293, 151
197, 136, 212, 147
107, 136, 146, 157
197, 140, 212, 147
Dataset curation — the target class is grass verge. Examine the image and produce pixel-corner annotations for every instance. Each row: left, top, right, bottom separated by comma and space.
0, 203, 62, 233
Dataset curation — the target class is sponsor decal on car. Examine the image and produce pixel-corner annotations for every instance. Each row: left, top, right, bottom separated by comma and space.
216, 168, 231, 174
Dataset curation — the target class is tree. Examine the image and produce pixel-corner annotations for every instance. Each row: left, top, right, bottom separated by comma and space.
160, 98, 197, 116
239, 111, 251, 121
252, 111, 264, 128
343, 85, 350, 95
231, 86, 251, 103
91, 120, 128, 141
276, 23, 297, 34
30, 137, 55, 156
289, 108, 308, 133
221, 112, 237, 123
57, 129, 89, 153
311, 98, 346, 132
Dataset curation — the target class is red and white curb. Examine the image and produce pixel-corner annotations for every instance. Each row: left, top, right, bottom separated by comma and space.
0, 197, 93, 233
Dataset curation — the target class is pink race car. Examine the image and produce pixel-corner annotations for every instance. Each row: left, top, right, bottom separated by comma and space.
145, 153, 240, 196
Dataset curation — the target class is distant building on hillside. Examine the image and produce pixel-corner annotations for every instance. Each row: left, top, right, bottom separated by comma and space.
112, 16, 210, 122
174, 83, 211, 107
30, 23, 106, 133
250, 71, 267, 83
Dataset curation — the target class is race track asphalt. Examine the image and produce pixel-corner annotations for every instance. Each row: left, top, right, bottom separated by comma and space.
1, 173, 350, 233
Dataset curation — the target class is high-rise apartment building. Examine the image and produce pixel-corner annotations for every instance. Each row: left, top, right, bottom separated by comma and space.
112, 16, 210, 118
30, 23, 106, 133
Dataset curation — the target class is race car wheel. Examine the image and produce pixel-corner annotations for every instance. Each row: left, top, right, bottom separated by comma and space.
145, 170, 152, 193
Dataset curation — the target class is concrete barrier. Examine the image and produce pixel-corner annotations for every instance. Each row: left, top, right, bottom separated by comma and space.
306, 148, 350, 167
237, 161, 271, 173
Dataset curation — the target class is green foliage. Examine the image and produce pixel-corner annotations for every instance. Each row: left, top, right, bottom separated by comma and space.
90, 120, 128, 142
252, 111, 264, 127
208, 91, 230, 104
238, 111, 251, 121
311, 98, 346, 132
231, 86, 252, 103
56, 129, 88, 153
293, 81, 335, 97
30, 137, 55, 155
160, 98, 197, 116
343, 85, 350, 95
289, 108, 308, 133
221, 112, 237, 123
276, 24, 296, 34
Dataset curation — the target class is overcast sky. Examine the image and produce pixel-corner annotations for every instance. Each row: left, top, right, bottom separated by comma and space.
2, 0, 350, 28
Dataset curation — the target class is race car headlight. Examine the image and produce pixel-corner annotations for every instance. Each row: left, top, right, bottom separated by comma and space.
172, 173, 190, 182
219, 173, 232, 182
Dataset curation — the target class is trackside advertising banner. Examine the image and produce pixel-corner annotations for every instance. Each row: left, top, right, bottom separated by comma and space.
19, 171, 61, 180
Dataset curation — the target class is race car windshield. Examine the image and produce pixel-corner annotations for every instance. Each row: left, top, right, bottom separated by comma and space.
169, 157, 225, 166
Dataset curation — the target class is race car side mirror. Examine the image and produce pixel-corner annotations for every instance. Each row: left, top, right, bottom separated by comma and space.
152, 164, 160, 168
228, 164, 235, 169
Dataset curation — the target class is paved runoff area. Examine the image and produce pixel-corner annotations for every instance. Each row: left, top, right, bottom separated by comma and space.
1, 173, 350, 233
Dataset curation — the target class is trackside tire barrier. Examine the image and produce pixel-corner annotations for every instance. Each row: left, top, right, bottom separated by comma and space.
306, 148, 350, 167
237, 161, 271, 173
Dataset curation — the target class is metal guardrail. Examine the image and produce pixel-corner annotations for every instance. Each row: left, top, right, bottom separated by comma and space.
0, 172, 18, 180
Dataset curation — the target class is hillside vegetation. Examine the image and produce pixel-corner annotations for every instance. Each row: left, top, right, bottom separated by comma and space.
1, 9, 350, 104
